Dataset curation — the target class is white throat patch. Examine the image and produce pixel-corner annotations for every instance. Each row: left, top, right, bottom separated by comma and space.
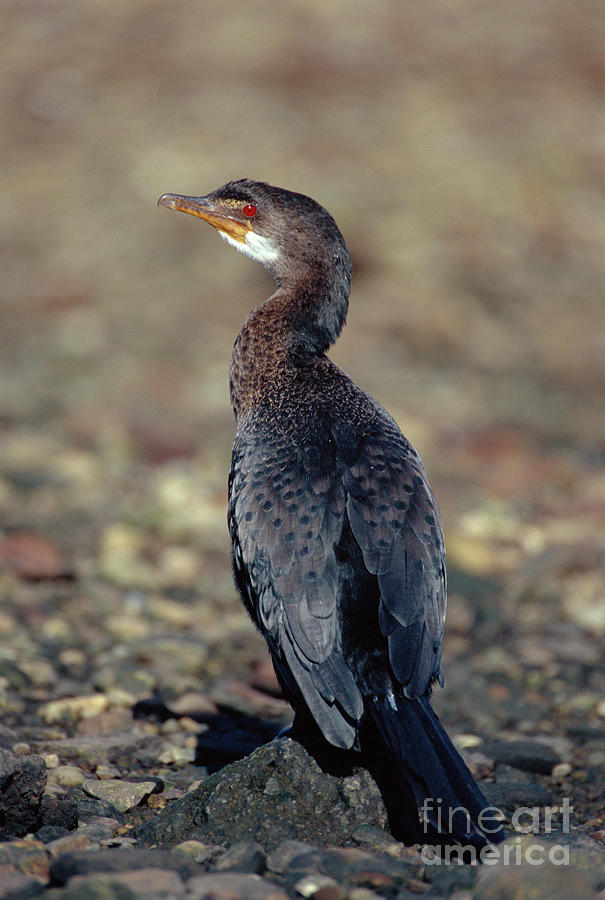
218, 229, 280, 266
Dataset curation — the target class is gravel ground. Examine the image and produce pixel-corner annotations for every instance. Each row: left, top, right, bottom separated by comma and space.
2, 1, 605, 896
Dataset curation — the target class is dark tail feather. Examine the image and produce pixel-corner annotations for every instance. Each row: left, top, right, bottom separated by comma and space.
365, 693, 503, 848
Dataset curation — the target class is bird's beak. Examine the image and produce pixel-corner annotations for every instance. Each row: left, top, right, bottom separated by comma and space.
157, 193, 249, 244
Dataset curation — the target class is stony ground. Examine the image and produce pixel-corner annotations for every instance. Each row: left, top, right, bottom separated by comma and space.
2, 1, 605, 897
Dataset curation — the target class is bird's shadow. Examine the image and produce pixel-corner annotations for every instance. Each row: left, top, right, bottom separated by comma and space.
133, 696, 287, 773
132, 695, 362, 776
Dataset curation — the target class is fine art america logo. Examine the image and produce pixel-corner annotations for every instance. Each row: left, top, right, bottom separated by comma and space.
420, 797, 573, 866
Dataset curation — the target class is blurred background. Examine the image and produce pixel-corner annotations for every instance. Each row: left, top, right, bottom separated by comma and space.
1, 1, 604, 752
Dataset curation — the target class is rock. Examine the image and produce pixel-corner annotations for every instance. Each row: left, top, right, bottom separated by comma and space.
0, 748, 46, 838
280, 847, 420, 897
208, 676, 291, 720
0, 530, 72, 580
50, 731, 166, 771
82, 778, 157, 813
213, 840, 267, 874
475, 833, 603, 898
39, 795, 79, 832
0, 870, 45, 899
186, 873, 288, 900
174, 840, 227, 866
294, 874, 345, 898
135, 737, 387, 852
348, 891, 386, 900
267, 840, 319, 874
157, 743, 196, 765
46, 832, 96, 858
52, 765, 86, 788
49, 848, 206, 886
350, 824, 400, 852
171, 691, 218, 716
72, 789, 127, 822
40, 694, 109, 724
35, 825, 70, 844
0, 839, 50, 883
482, 778, 553, 812
66, 868, 186, 897
77, 816, 122, 843
479, 739, 561, 774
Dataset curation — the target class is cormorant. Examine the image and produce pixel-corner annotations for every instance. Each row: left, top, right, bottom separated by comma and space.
158, 180, 502, 848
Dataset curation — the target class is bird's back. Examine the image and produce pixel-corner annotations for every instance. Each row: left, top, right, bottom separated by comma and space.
228, 354, 446, 748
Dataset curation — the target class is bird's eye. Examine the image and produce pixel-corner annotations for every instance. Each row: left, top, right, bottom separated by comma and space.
242, 204, 257, 218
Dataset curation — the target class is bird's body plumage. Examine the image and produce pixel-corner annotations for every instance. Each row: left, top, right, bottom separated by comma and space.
159, 179, 502, 848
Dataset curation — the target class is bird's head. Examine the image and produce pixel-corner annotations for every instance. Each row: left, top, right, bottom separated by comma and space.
158, 179, 351, 287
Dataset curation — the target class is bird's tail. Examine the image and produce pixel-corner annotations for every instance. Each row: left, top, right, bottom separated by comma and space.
364, 693, 503, 849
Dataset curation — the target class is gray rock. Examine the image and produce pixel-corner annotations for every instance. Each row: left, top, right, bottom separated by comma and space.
266, 840, 319, 874
65, 869, 185, 898
475, 832, 604, 898
44, 878, 138, 899
135, 737, 387, 852
186, 873, 288, 899
81, 778, 156, 813
0, 839, 49, 885
39, 795, 79, 833
482, 779, 553, 812
0, 870, 45, 899
350, 823, 400, 852
479, 739, 560, 774
213, 840, 267, 874
0, 748, 46, 838
278, 847, 419, 896
49, 848, 205, 886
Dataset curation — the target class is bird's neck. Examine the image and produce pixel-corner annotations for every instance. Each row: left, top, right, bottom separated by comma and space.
229, 269, 350, 422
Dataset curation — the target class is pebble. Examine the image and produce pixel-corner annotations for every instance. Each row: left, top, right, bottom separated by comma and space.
0, 870, 44, 899
171, 690, 218, 716
0, 839, 49, 882
68, 868, 186, 896
78, 817, 122, 842
95, 764, 121, 779
267, 841, 318, 874
350, 824, 399, 852
453, 733, 484, 751
551, 761, 572, 781
41, 752, 60, 768
49, 847, 206, 885
11, 741, 32, 756
187, 872, 288, 900
0, 530, 70, 580
0, 610, 17, 636
157, 743, 196, 764
178, 715, 203, 733
213, 840, 267, 874
175, 840, 227, 866
475, 835, 595, 899
82, 778, 157, 813
295, 874, 344, 898
46, 831, 96, 859
40, 693, 109, 724
348, 890, 384, 900
479, 739, 560, 775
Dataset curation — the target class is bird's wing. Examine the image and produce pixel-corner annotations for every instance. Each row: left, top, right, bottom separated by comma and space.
336, 414, 446, 698
229, 430, 364, 749
229, 412, 446, 748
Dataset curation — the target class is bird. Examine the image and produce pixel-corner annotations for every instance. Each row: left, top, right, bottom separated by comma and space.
158, 179, 502, 849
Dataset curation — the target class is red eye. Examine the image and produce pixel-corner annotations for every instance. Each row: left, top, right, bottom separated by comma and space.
243, 204, 257, 218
